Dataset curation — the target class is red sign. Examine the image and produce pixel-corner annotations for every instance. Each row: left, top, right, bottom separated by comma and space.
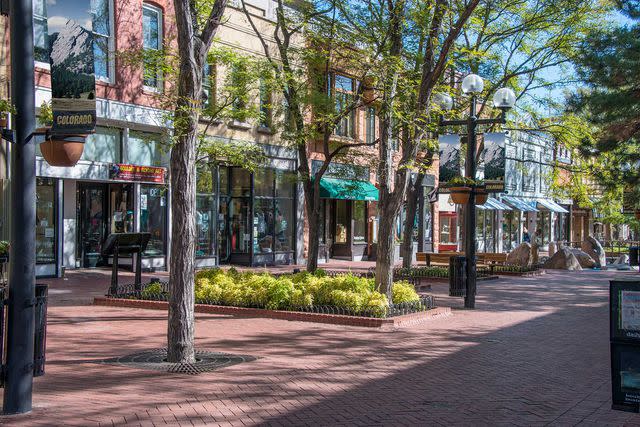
109, 164, 165, 183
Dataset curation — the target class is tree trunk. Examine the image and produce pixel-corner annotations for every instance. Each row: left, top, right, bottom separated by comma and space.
167, 27, 201, 365
375, 202, 396, 300
401, 175, 422, 268
305, 179, 321, 272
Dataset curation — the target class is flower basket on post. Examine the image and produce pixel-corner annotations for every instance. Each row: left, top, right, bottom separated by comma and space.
37, 102, 86, 167
449, 187, 472, 204
475, 187, 488, 205
0, 99, 16, 128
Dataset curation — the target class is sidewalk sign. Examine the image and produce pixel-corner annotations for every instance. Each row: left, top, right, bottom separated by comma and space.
610, 280, 640, 412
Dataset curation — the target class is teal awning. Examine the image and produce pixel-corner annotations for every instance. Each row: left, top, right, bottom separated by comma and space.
319, 177, 379, 201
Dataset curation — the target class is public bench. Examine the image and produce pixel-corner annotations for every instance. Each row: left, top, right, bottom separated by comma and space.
417, 252, 464, 266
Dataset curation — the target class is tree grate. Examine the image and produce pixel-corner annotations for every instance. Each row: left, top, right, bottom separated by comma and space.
100, 348, 256, 375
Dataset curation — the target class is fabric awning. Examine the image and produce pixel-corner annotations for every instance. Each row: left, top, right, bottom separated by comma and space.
537, 198, 569, 214
319, 177, 379, 201
476, 198, 513, 211
502, 196, 538, 212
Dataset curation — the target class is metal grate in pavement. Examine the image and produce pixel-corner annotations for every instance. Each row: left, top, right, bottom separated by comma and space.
101, 348, 255, 375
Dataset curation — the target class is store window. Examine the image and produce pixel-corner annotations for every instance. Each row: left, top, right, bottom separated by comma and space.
36, 178, 56, 264
353, 201, 366, 243
140, 185, 167, 255
32, 0, 114, 80
439, 214, 457, 244
502, 211, 520, 252
82, 126, 121, 163
142, 3, 163, 90
196, 164, 217, 258
366, 107, 376, 145
202, 62, 217, 110
127, 131, 165, 166
253, 169, 295, 254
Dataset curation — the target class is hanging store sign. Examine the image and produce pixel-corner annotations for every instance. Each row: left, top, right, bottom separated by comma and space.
478, 133, 506, 193
109, 164, 166, 184
47, 0, 97, 135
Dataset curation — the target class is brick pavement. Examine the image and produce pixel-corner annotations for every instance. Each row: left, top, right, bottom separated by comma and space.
1, 268, 640, 426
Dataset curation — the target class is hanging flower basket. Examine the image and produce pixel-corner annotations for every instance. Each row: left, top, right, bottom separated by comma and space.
0, 114, 7, 128
475, 189, 489, 205
449, 186, 472, 204
40, 132, 86, 167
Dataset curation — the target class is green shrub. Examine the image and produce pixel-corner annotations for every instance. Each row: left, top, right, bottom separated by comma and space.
266, 278, 294, 309
329, 290, 365, 313
141, 282, 163, 299
313, 268, 327, 278
0, 240, 9, 256
392, 281, 420, 304
363, 292, 389, 318
290, 288, 313, 308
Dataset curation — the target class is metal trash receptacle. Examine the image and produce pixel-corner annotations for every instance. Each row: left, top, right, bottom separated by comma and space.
33, 283, 49, 377
630, 247, 639, 267
449, 256, 467, 297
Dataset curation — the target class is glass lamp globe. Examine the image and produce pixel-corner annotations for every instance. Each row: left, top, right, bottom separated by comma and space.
493, 87, 516, 109
434, 93, 453, 111
461, 74, 484, 94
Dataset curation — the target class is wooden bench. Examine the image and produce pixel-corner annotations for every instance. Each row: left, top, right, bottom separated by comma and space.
417, 252, 463, 266
478, 252, 508, 266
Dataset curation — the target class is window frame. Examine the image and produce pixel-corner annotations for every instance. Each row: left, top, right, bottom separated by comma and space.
142, 3, 164, 92
329, 73, 356, 139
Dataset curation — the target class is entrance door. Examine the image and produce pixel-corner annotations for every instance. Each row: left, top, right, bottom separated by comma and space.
218, 196, 231, 263
331, 199, 351, 258
78, 183, 108, 267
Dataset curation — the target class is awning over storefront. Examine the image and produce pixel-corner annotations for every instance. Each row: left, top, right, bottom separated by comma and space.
476, 198, 513, 211
537, 198, 569, 213
501, 196, 538, 212
319, 177, 379, 201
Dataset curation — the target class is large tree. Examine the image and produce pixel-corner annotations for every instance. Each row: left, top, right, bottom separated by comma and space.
568, 0, 640, 203
241, 0, 379, 272
397, 0, 609, 267
167, 0, 228, 363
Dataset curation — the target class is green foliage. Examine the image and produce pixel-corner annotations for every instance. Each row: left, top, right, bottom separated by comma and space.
392, 282, 420, 304
0, 99, 16, 115
445, 176, 480, 187
38, 101, 53, 126
141, 282, 164, 299
0, 241, 9, 256
188, 269, 420, 317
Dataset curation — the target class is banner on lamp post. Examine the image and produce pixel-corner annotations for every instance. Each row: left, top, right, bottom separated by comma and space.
438, 134, 464, 193
47, 0, 97, 135
478, 133, 506, 193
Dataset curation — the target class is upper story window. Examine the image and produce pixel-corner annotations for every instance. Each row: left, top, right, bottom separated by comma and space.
259, 79, 272, 128
142, 3, 163, 90
366, 107, 376, 145
328, 73, 355, 138
32, 0, 114, 81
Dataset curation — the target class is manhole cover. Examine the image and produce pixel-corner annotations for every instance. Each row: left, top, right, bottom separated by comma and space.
101, 348, 255, 375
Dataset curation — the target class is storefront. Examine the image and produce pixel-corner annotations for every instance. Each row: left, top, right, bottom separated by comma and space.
313, 161, 378, 262
476, 198, 512, 253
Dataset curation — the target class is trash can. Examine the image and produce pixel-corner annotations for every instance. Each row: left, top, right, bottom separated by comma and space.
630, 247, 639, 267
449, 256, 467, 297
33, 283, 49, 377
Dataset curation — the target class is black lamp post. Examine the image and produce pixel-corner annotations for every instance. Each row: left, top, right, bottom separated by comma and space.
2, 0, 37, 414
436, 75, 516, 308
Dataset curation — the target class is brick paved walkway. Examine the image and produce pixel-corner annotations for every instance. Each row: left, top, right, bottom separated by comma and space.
2, 268, 640, 426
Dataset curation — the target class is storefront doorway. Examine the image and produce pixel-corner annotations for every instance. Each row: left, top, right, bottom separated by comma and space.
77, 182, 134, 268
330, 199, 368, 260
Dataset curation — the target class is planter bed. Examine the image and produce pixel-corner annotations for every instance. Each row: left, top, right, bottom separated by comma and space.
93, 296, 451, 328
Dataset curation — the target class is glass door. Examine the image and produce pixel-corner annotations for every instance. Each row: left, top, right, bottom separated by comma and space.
78, 182, 108, 267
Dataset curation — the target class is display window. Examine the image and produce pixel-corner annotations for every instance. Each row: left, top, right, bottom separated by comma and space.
36, 178, 56, 264
140, 185, 167, 256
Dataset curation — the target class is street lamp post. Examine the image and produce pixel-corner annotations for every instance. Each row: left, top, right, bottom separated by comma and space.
3, 0, 37, 414
436, 76, 516, 309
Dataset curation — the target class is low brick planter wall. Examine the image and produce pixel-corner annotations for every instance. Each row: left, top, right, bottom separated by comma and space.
93, 297, 451, 328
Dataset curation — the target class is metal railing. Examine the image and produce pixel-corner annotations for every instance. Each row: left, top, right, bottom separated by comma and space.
566, 240, 640, 257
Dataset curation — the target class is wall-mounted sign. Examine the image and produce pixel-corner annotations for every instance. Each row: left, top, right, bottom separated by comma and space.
47, 0, 97, 135
109, 164, 166, 183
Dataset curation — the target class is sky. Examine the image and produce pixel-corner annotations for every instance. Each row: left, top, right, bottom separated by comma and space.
46, 0, 93, 33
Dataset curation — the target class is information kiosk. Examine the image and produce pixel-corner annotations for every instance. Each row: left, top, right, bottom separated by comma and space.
102, 232, 151, 295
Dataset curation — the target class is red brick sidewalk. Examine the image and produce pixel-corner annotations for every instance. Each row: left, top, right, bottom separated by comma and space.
2, 269, 640, 426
